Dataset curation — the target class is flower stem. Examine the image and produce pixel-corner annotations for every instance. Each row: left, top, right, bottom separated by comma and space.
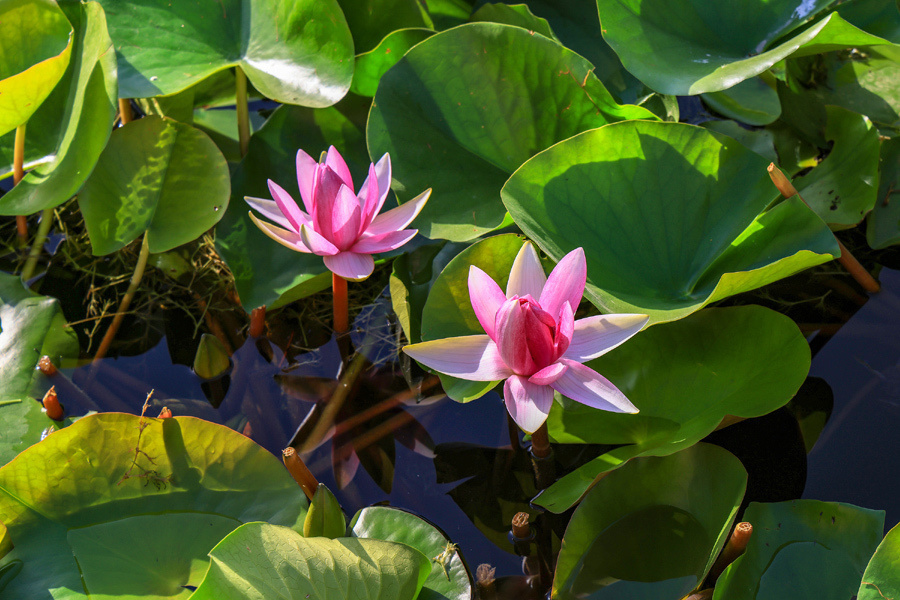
14, 123, 27, 247
332, 273, 349, 334
20, 208, 54, 283
282, 447, 319, 501
529, 422, 556, 489
707, 521, 753, 584
92, 235, 151, 362
118, 98, 133, 125
530, 422, 551, 458
235, 66, 250, 158
767, 163, 880, 293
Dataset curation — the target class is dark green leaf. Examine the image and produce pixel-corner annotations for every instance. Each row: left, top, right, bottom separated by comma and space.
702, 76, 781, 126
338, 0, 432, 54
351, 28, 434, 97
866, 137, 900, 248
858, 521, 900, 600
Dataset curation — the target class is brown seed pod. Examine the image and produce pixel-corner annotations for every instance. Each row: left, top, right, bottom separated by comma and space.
37, 356, 57, 376
42, 386, 63, 421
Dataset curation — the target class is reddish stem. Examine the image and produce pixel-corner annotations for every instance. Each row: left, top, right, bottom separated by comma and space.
332, 273, 349, 334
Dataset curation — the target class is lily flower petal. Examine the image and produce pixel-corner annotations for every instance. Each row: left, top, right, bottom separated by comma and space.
299, 224, 340, 256
529, 362, 568, 386
507, 242, 546, 300
351, 229, 418, 254
329, 184, 363, 250
358, 163, 381, 232
551, 359, 638, 413
540, 247, 587, 319
324, 252, 375, 281
312, 167, 345, 241
248, 212, 312, 253
494, 299, 536, 376
563, 314, 649, 362
245, 196, 301, 231
468, 266, 507, 340
504, 375, 554, 434
403, 336, 512, 381
325, 145, 354, 189
360, 155, 392, 227
366, 188, 431, 236
295, 149, 319, 216
553, 301, 575, 361
267, 180, 308, 232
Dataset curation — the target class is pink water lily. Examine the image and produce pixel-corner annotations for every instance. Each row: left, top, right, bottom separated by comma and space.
403, 243, 649, 433
246, 146, 431, 281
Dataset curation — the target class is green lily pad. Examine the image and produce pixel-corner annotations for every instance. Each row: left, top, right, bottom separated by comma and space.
858, 521, 900, 600
215, 97, 371, 309
351, 506, 472, 600
77, 115, 230, 255
0, 0, 72, 136
0, 0, 117, 215
792, 105, 881, 229
537, 305, 810, 512
338, 0, 432, 54
418, 234, 526, 401
190, 522, 431, 600
469, 3, 557, 39
832, 0, 900, 43
866, 136, 900, 248
702, 120, 778, 163
553, 443, 747, 599
97, 0, 353, 106
304, 483, 346, 539
0, 414, 309, 599
501, 120, 839, 324
367, 22, 657, 241
597, 0, 898, 95
351, 28, 434, 97
714, 500, 884, 600
702, 76, 781, 126
0, 273, 79, 466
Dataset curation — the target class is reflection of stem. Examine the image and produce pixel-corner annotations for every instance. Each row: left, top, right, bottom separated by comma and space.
283, 447, 318, 501
21, 208, 54, 282
298, 350, 367, 453
707, 521, 753, 583
118, 99, 133, 124
235, 66, 250, 158
92, 236, 151, 362
346, 409, 414, 454
767, 163, 880, 293
14, 123, 27, 247
333, 375, 439, 436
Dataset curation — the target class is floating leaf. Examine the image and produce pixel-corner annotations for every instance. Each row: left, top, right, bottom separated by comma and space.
97, 0, 353, 106
190, 522, 431, 600
702, 76, 781, 126
338, 0, 432, 54
858, 521, 900, 600
351, 505, 473, 600
597, 0, 898, 95
502, 120, 839, 324
469, 3, 557, 39
0, 273, 79, 466
351, 28, 434, 97
714, 500, 884, 600
367, 22, 657, 241
866, 136, 900, 248
0, 0, 72, 136
78, 115, 230, 255
792, 105, 881, 229
0, 0, 117, 215
0, 414, 309, 599
553, 444, 746, 599
536, 305, 810, 512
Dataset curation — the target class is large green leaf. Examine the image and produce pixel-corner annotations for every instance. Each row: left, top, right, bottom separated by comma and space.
554, 444, 746, 599
866, 136, 900, 248
0, 414, 309, 599
597, 0, 899, 95
536, 305, 810, 512
714, 500, 884, 600
701, 76, 781, 126
338, 0, 432, 54
350, 28, 434, 97
351, 506, 472, 600
189, 522, 431, 600
97, 0, 353, 106
858, 521, 900, 600
367, 22, 657, 241
215, 98, 370, 309
0, 0, 118, 215
0, 273, 79, 466
0, 0, 72, 136
77, 116, 230, 255
792, 105, 881, 229
418, 234, 526, 401
502, 120, 839, 324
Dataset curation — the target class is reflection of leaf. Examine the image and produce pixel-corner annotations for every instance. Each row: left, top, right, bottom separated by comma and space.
503, 120, 839, 324
0, 414, 309, 599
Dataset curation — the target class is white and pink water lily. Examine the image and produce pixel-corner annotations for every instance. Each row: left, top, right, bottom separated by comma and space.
403, 243, 649, 434
246, 146, 431, 281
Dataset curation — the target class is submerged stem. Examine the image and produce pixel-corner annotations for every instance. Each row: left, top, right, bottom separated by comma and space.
235, 66, 250, 158
92, 236, 151, 362
20, 208, 54, 282
14, 123, 27, 247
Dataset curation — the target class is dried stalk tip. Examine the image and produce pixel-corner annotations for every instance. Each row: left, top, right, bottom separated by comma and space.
37, 356, 57, 376
249, 306, 267, 338
767, 163, 798, 198
476, 563, 496, 587
41, 386, 63, 421
708, 521, 754, 583
511, 512, 531, 539
282, 447, 319, 501
157, 407, 173, 419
